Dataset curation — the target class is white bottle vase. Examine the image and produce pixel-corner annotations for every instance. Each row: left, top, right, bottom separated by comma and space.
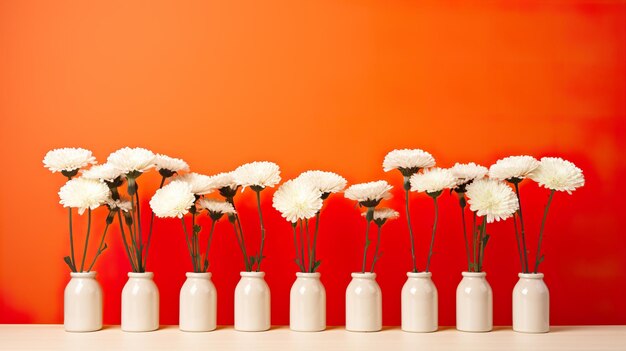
401, 272, 438, 332
290, 272, 326, 332
513, 273, 549, 333
179, 272, 217, 332
121, 272, 159, 332
345, 272, 382, 332
64, 272, 103, 332
456, 271, 493, 332
234, 271, 271, 332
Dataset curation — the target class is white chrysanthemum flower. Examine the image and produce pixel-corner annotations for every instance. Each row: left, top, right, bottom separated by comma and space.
450, 162, 488, 186
233, 161, 281, 190
489, 155, 539, 181
344, 180, 393, 206
107, 147, 156, 174
362, 207, 400, 221
272, 179, 323, 223
382, 149, 436, 173
410, 168, 456, 194
82, 163, 123, 182
149, 181, 195, 218
529, 157, 585, 194
154, 154, 189, 173
58, 178, 110, 215
105, 198, 132, 212
466, 178, 519, 223
209, 171, 239, 190
43, 148, 96, 173
197, 198, 237, 215
175, 172, 215, 195
296, 170, 347, 195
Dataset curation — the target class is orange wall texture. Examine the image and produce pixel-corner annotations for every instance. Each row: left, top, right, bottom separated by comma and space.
1, 1, 625, 325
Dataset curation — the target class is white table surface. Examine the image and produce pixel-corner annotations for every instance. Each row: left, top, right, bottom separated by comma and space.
0, 325, 624, 350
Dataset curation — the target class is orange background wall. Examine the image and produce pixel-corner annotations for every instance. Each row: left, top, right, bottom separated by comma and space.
1, 1, 625, 326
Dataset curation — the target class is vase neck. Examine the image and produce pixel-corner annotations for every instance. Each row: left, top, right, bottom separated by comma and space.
70, 271, 96, 278
518, 273, 544, 279
240, 271, 265, 278
462, 271, 486, 278
351, 272, 376, 279
128, 272, 154, 279
296, 272, 321, 278
186, 272, 212, 279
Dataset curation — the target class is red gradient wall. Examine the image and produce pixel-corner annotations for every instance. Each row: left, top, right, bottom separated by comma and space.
1, 1, 625, 326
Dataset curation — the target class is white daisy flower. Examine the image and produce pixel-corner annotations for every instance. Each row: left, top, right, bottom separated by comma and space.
105, 198, 132, 212
272, 179, 323, 223
529, 157, 585, 194
175, 172, 215, 195
450, 162, 488, 186
296, 170, 347, 195
233, 161, 281, 190
107, 147, 156, 175
197, 198, 237, 216
344, 180, 393, 207
410, 167, 457, 194
209, 171, 239, 190
149, 181, 196, 218
362, 207, 400, 222
82, 163, 123, 182
154, 154, 189, 174
43, 148, 96, 174
466, 178, 519, 223
489, 155, 539, 181
383, 149, 436, 174
58, 177, 110, 215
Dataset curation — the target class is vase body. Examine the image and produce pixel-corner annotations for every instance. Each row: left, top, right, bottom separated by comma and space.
513, 273, 549, 333
290, 272, 326, 332
179, 272, 217, 332
64, 272, 103, 332
345, 272, 382, 332
456, 272, 492, 332
121, 272, 159, 332
234, 271, 271, 331
401, 272, 438, 332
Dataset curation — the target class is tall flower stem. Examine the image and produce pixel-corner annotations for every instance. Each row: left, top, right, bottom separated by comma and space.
304, 219, 311, 272
299, 219, 305, 271
472, 212, 478, 272
230, 220, 250, 271
292, 223, 305, 272
370, 224, 382, 273
118, 212, 137, 272
68, 208, 76, 272
254, 190, 267, 272
361, 207, 373, 273
425, 195, 440, 272
512, 213, 525, 273
478, 221, 487, 272
404, 185, 418, 273
458, 194, 471, 272
310, 212, 321, 272
514, 182, 529, 273
87, 218, 111, 272
228, 199, 251, 271
534, 190, 555, 273
142, 175, 166, 269
79, 209, 93, 272
181, 217, 197, 272
134, 189, 144, 271
203, 219, 217, 271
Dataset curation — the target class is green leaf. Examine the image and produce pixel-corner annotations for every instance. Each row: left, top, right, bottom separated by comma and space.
249, 256, 256, 265
63, 256, 76, 272
204, 260, 210, 271
482, 234, 490, 248
193, 224, 202, 234
538, 255, 545, 265
365, 238, 371, 247
312, 260, 322, 271
100, 243, 108, 253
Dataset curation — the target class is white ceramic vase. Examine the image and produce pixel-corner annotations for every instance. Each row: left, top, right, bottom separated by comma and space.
234, 271, 271, 332
64, 272, 103, 332
513, 273, 549, 333
456, 271, 492, 332
179, 272, 217, 332
121, 272, 159, 332
345, 272, 382, 332
401, 272, 438, 332
290, 272, 326, 332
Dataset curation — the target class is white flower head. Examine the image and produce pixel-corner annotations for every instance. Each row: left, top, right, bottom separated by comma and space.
344, 180, 393, 207
43, 148, 96, 174
149, 181, 195, 218
529, 157, 585, 194
209, 171, 239, 191
362, 207, 400, 224
82, 163, 124, 183
489, 155, 539, 182
450, 162, 488, 187
272, 179, 323, 223
466, 178, 519, 223
175, 172, 215, 195
296, 170, 347, 196
107, 147, 156, 175
197, 198, 237, 218
105, 198, 132, 212
383, 149, 436, 175
233, 161, 281, 191
410, 167, 456, 195
58, 177, 110, 215
154, 154, 189, 175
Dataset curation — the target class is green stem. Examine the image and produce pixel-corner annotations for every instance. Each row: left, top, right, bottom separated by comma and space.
404, 187, 418, 273
203, 219, 217, 272
254, 190, 266, 272
299, 219, 305, 271
514, 182, 529, 273
512, 213, 525, 273
230, 220, 250, 271
135, 189, 143, 272
311, 212, 320, 272
68, 208, 76, 272
192, 213, 199, 271
118, 212, 137, 272
142, 175, 166, 269
305, 218, 311, 272
425, 196, 439, 272
87, 219, 110, 272
370, 224, 382, 273
478, 221, 487, 272
362, 208, 373, 273
79, 209, 93, 272
292, 223, 305, 272
472, 211, 477, 272
181, 217, 197, 272
459, 196, 470, 272
534, 190, 555, 273
229, 200, 251, 271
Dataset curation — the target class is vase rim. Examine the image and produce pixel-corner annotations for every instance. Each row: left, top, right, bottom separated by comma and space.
518, 272, 544, 279
240, 271, 265, 278
296, 272, 321, 278
70, 271, 96, 278
186, 272, 212, 278
407, 271, 432, 278
462, 271, 486, 277
351, 272, 376, 279
128, 272, 154, 278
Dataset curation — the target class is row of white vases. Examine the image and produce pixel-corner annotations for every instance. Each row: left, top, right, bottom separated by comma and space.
64, 271, 549, 333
